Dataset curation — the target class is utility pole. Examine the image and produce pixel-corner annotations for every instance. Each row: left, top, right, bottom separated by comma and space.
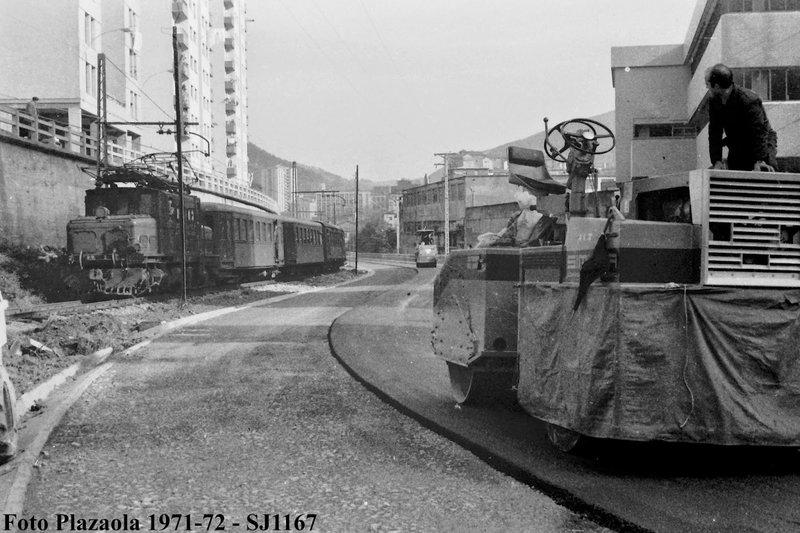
354, 165, 359, 273
435, 152, 457, 256
172, 26, 187, 305
292, 161, 297, 217
96, 53, 107, 178
395, 194, 401, 255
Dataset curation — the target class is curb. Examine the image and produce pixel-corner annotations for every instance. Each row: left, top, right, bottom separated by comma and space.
325, 306, 648, 533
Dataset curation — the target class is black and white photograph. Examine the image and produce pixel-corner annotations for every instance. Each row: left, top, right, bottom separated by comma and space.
1, 1, 800, 531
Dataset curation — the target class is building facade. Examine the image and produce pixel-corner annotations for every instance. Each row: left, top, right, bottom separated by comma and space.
398, 169, 522, 252
266, 165, 293, 213
611, 0, 800, 182
0, 0, 144, 155
0, 0, 253, 189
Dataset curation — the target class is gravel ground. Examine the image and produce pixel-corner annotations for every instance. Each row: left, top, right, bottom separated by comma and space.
3, 270, 361, 397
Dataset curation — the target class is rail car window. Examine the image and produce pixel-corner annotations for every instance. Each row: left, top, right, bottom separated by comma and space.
249, 220, 254, 242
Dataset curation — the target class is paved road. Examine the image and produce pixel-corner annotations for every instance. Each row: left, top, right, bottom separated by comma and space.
20, 266, 610, 533
330, 263, 800, 533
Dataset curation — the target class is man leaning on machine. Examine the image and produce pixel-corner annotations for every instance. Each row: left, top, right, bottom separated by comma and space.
705, 63, 779, 172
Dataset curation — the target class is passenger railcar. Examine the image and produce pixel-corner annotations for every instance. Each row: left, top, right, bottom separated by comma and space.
322, 223, 346, 268
283, 219, 326, 270
201, 203, 283, 280
66, 167, 347, 295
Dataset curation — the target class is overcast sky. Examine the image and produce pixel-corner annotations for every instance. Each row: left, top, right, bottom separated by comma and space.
246, 1, 698, 181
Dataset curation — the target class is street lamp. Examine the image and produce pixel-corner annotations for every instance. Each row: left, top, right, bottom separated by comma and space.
90, 27, 134, 48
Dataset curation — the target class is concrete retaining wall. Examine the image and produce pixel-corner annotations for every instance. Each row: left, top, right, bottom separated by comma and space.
0, 137, 93, 247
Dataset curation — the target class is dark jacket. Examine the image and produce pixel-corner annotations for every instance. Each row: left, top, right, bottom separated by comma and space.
709, 85, 778, 170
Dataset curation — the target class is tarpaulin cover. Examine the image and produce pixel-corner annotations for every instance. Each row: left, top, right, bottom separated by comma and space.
517, 283, 800, 445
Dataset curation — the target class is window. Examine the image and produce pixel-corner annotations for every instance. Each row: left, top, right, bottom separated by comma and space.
633, 123, 697, 138
85, 63, 96, 95
733, 67, 800, 101
722, 0, 800, 11
128, 49, 138, 78
84, 13, 96, 45
129, 91, 139, 119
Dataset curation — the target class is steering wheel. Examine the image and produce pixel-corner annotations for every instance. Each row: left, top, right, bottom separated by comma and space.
543, 118, 616, 163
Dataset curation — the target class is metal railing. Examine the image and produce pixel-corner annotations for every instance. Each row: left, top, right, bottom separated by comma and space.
0, 103, 277, 211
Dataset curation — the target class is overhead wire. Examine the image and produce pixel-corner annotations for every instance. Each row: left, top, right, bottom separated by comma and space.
103, 56, 174, 121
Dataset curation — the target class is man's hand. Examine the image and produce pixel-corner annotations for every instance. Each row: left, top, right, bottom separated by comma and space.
753, 160, 775, 172
713, 161, 726, 170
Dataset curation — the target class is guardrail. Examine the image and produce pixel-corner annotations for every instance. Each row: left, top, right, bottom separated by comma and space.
0, 105, 97, 157
0, 103, 278, 212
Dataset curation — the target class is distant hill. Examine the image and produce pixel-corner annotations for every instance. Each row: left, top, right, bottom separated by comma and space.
247, 142, 394, 192
484, 110, 616, 175
248, 142, 351, 192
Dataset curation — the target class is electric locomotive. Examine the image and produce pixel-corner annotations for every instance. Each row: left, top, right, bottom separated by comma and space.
67, 165, 346, 296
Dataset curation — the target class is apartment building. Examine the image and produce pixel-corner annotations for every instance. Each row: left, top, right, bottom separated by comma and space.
266, 165, 293, 213
140, 0, 249, 185
611, 0, 800, 182
0, 0, 144, 155
0, 0, 251, 188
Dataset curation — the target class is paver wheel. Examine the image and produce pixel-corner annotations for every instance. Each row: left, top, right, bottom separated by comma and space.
545, 422, 583, 453
447, 362, 513, 406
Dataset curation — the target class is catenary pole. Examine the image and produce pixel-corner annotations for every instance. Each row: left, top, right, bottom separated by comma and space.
172, 26, 187, 305
354, 165, 359, 273
435, 152, 456, 255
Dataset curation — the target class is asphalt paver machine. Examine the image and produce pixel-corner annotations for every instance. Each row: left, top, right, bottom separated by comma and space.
433, 117, 800, 451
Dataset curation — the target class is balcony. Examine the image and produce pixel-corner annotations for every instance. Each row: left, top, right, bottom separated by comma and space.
224, 15, 234, 29
224, 37, 234, 51
179, 61, 189, 81
223, 0, 234, 8
227, 166, 237, 178
172, 0, 188, 21
225, 59, 235, 73
225, 99, 237, 114
226, 142, 237, 156
176, 31, 189, 51
224, 79, 236, 93
225, 121, 236, 134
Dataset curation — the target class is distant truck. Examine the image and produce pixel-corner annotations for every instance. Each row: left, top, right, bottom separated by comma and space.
415, 229, 438, 268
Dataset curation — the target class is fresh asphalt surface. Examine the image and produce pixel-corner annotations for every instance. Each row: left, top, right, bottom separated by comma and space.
10, 262, 800, 532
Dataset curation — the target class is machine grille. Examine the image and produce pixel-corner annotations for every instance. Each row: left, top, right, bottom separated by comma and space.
706, 173, 800, 286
